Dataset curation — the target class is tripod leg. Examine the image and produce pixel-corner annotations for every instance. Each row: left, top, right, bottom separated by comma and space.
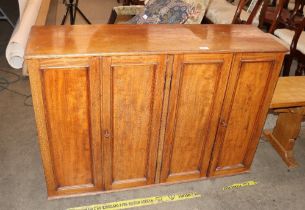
70, 3, 75, 24
61, 5, 70, 25
73, 0, 79, 23
75, 7, 91, 24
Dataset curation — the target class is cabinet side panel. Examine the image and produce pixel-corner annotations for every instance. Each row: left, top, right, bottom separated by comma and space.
42, 68, 93, 188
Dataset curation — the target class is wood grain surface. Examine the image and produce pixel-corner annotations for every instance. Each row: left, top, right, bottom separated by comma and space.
28, 58, 103, 197
101, 55, 167, 190
264, 76, 305, 168
160, 54, 233, 183
209, 53, 285, 177
270, 76, 305, 108
25, 25, 288, 59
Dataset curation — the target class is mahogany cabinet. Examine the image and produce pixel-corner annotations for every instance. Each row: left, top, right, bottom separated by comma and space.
25, 25, 287, 198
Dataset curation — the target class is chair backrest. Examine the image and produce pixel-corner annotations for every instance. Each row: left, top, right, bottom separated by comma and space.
270, 0, 305, 52
232, 0, 267, 24
260, 0, 305, 33
291, 17, 305, 52
184, 0, 210, 24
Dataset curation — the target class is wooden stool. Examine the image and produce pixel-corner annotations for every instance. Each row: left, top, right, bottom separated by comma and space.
264, 76, 305, 168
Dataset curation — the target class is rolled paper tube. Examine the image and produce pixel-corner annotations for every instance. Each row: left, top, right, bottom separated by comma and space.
6, 0, 42, 69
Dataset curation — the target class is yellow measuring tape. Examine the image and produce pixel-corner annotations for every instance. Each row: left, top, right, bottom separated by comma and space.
223, 180, 257, 190
67, 192, 201, 210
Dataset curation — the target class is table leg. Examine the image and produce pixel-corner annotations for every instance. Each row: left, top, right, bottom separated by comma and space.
264, 107, 305, 168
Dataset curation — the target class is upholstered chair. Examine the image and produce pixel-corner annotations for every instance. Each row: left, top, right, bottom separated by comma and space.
204, 0, 265, 25
265, 0, 305, 75
273, 16, 305, 75
260, 0, 305, 32
108, 0, 210, 24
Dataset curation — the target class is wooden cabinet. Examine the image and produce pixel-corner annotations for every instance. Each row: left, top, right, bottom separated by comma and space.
25, 25, 287, 198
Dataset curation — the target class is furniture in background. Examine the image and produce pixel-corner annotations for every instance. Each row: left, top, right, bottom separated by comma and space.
108, 0, 208, 24
61, 0, 91, 25
260, 0, 305, 32
117, 0, 145, 5
264, 76, 305, 168
204, 0, 266, 25
268, 1, 305, 76
109, 0, 148, 23
25, 24, 287, 198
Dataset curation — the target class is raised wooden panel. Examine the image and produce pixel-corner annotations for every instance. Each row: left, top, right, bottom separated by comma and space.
160, 54, 233, 183
102, 55, 167, 190
43, 67, 93, 188
209, 53, 285, 177
28, 58, 103, 197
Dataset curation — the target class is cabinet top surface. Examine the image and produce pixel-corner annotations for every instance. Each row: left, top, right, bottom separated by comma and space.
25, 24, 288, 59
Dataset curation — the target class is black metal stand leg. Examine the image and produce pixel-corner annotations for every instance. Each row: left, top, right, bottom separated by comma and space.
61, 5, 70, 25
75, 7, 91, 24
0, 8, 15, 28
70, 3, 75, 24
61, 0, 91, 25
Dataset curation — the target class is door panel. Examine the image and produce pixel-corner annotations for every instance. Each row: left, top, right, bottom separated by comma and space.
160, 54, 233, 183
209, 53, 285, 176
43, 68, 93, 188
29, 58, 103, 197
102, 55, 167, 190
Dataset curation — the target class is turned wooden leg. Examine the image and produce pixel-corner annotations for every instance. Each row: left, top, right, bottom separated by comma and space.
264, 107, 305, 168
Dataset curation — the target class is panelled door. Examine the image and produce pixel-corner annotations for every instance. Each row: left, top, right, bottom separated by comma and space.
209, 53, 285, 177
160, 54, 233, 183
101, 55, 167, 190
28, 58, 103, 197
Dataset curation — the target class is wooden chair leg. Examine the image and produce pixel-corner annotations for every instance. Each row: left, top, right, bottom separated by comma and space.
108, 9, 117, 24
282, 54, 293, 76
295, 59, 305, 76
298, 1, 305, 15
264, 107, 305, 168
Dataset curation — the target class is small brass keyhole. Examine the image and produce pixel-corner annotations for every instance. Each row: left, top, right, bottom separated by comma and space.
104, 130, 111, 138
220, 120, 227, 128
